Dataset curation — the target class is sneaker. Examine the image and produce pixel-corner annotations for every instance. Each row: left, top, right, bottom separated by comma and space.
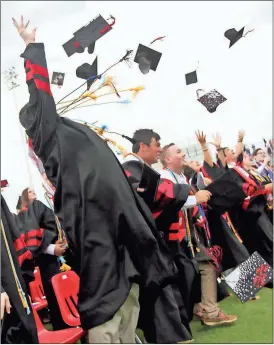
249, 295, 260, 301
193, 310, 203, 319
201, 311, 237, 327
177, 340, 194, 344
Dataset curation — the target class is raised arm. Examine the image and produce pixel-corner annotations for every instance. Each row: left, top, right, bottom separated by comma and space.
235, 130, 245, 160
195, 130, 214, 167
13, 16, 60, 161
210, 133, 226, 168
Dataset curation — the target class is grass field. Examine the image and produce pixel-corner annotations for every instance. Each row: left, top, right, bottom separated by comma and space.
45, 288, 273, 344
191, 288, 273, 344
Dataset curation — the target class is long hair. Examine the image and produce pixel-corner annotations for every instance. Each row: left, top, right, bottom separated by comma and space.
21, 187, 31, 209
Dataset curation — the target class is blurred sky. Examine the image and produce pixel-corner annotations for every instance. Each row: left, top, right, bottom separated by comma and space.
1, 1, 272, 211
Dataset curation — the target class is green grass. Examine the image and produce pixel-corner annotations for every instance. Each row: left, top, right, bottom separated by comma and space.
45, 288, 273, 344
190, 288, 273, 344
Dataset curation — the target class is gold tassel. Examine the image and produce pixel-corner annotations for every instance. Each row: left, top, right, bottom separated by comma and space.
60, 263, 71, 272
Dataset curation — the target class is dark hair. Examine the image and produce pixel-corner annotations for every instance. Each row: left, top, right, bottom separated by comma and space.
21, 187, 30, 208
253, 148, 263, 156
160, 143, 175, 167
132, 129, 161, 153
183, 166, 196, 180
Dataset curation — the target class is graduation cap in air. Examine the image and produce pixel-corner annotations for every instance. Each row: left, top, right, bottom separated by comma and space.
197, 89, 227, 113
224, 251, 273, 303
134, 44, 162, 75
205, 169, 246, 214
76, 56, 98, 89
1, 180, 9, 189
185, 70, 198, 85
224, 27, 245, 48
73, 15, 115, 50
51, 72, 65, 87
16, 196, 22, 211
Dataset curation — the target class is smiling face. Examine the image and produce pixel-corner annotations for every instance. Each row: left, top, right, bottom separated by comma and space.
254, 148, 266, 163
139, 137, 162, 165
163, 144, 186, 172
28, 188, 37, 202
224, 147, 237, 163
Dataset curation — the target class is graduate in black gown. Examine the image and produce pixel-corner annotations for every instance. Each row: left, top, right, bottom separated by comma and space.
14, 16, 177, 343
122, 129, 213, 336
16, 187, 67, 330
190, 132, 250, 272
1, 196, 38, 344
210, 132, 273, 270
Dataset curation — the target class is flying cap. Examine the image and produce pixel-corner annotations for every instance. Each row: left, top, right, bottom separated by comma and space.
73, 15, 114, 50
185, 70, 198, 85
1, 180, 9, 189
76, 56, 98, 88
225, 251, 272, 303
224, 27, 245, 48
197, 89, 227, 113
51, 72, 65, 87
62, 38, 85, 57
134, 44, 162, 74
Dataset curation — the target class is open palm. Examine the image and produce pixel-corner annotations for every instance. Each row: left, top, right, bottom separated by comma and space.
195, 130, 207, 146
12, 16, 37, 45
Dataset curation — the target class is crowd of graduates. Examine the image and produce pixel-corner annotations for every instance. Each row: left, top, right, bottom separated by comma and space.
1, 15, 273, 344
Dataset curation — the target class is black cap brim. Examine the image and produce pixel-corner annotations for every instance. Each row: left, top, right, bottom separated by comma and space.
62, 37, 85, 57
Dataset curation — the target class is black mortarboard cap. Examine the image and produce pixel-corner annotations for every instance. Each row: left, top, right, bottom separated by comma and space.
205, 169, 246, 214
197, 89, 227, 113
73, 15, 113, 50
224, 251, 273, 303
16, 196, 22, 210
62, 37, 85, 57
76, 57, 98, 88
185, 70, 198, 85
224, 27, 245, 48
202, 161, 226, 181
134, 44, 162, 74
51, 72, 65, 87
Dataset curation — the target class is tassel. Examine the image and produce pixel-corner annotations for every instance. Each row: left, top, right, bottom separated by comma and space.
129, 86, 145, 98
60, 263, 71, 272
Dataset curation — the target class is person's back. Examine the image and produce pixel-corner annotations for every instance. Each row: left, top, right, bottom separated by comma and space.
14, 16, 175, 340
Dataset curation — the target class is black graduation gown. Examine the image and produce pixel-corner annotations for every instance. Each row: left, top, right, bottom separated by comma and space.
15, 200, 67, 330
198, 163, 250, 270
226, 169, 273, 270
123, 158, 197, 341
19, 43, 176, 332
1, 197, 38, 344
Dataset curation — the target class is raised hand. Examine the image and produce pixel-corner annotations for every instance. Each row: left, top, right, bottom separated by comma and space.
238, 130, 245, 142
12, 15, 37, 46
195, 130, 207, 146
210, 133, 222, 149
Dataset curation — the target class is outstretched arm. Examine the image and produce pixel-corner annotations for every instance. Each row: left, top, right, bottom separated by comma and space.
195, 130, 214, 167
13, 16, 60, 161
210, 133, 226, 168
235, 130, 245, 161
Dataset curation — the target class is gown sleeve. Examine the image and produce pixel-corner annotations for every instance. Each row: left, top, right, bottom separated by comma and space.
33, 200, 58, 252
19, 43, 61, 163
